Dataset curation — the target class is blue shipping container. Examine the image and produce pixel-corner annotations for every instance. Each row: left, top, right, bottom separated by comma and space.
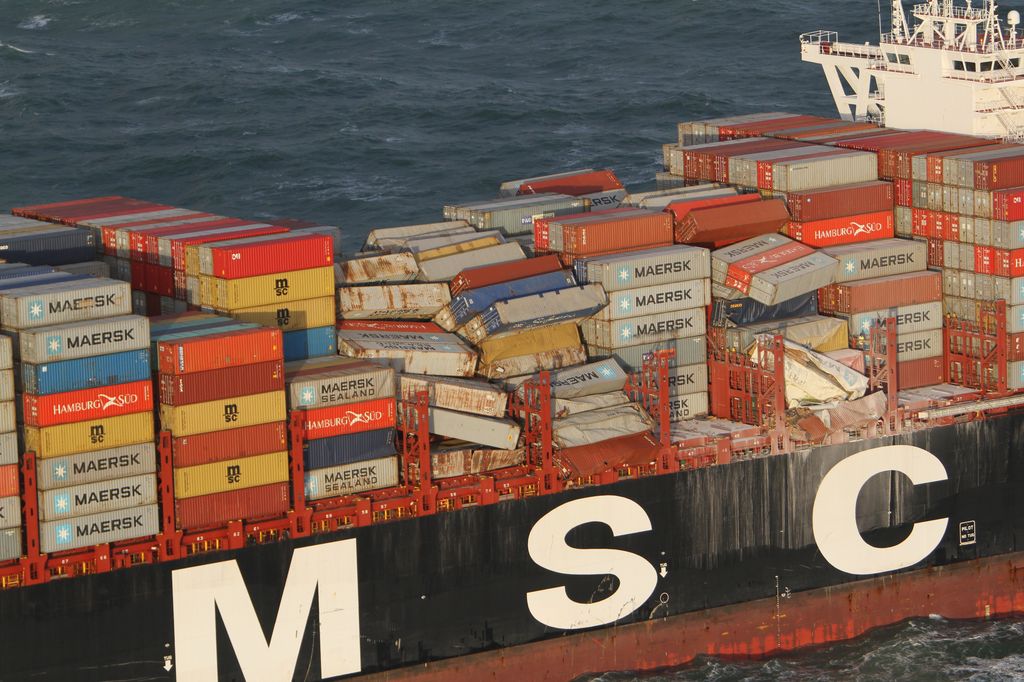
303, 428, 397, 470
21, 349, 151, 395
0, 272, 89, 291
450, 271, 576, 326
284, 326, 337, 362
0, 229, 95, 266
710, 292, 818, 327
0, 266, 55, 281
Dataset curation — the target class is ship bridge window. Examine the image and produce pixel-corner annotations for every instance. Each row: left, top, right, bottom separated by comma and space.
887, 52, 911, 65
981, 61, 994, 72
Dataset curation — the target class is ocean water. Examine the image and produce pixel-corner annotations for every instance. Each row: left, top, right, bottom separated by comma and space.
2, 0, 1023, 678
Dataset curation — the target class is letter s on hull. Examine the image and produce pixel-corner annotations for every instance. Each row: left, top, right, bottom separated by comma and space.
526, 495, 657, 630
813, 445, 948, 576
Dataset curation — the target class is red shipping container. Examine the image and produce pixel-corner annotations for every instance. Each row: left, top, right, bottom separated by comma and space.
560, 212, 673, 256
975, 245, 996, 275
724, 241, 815, 292
168, 225, 290, 271
676, 199, 790, 244
172, 421, 288, 467
786, 210, 894, 247
145, 263, 176, 297
553, 431, 660, 479
142, 218, 269, 263
159, 360, 285, 406
450, 254, 564, 295
157, 327, 284, 375
130, 260, 148, 292
928, 239, 945, 268
336, 320, 444, 333
0, 465, 17, 498
13, 197, 169, 227
664, 194, 760, 226
975, 153, 1024, 190
817, 270, 942, 314
175, 482, 291, 531
534, 208, 633, 251
1009, 333, 1024, 362
518, 169, 623, 196
23, 380, 153, 428
911, 208, 933, 237
102, 211, 208, 255
898, 357, 945, 390
990, 247, 1024, 277
205, 233, 334, 279
992, 187, 1024, 221
129, 217, 238, 262
893, 179, 912, 207
785, 181, 894, 222
300, 398, 397, 440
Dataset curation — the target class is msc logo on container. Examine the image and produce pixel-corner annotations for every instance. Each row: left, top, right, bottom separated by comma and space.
274, 278, 289, 297
90, 425, 105, 444
224, 404, 239, 423
45, 335, 62, 356
276, 308, 291, 327
226, 465, 242, 485
28, 300, 46, 320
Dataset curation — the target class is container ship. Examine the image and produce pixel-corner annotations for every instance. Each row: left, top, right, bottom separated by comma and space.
5, 2, 1024, 680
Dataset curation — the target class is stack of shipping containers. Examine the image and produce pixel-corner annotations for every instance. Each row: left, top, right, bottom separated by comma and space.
0, 335, 15, 562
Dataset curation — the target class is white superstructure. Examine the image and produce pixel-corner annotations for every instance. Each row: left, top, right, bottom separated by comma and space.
801, 0, 1024, 139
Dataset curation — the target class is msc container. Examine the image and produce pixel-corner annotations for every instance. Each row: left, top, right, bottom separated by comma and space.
159, 391, 286, 437
159, 361, 284, 406
282, 326, 337, 361
578, 245, 712, 292
300, 397, 397, 440
666, 392, 710, 422
895, 329, 943, 361
305, 456, 400, 500
340, 252, 419, 284
898, 356, 945, 390
157, 327, 283, 375
417, 242, 526, 282
36, 442, 157, 491
0, 432, 16, 466
785, 210, 895, 247
446, 271, 577, 328
173, 451, 289, 499
667, 364, 710, 396
449, 254, 564, 295
586, 337, 708, 372
38, 473, 157, 522
337, 283, 451, 320
817, 270, 942, 314
785, 181, 895, 221
581, 308, 706, 348
466, 285, 607, 341
839, 301, 943, 336
18, 315, 149, 364
303, 428, 397, 470
822, 239, 927, 283
505, 358, 628, 399
675, 200, 789, 244
337, 331, 477, 377
400, 375, 507, 418
0, 528, 20, 562
0, 278, 131, 330
427, 408, 521, 449
596, 279, 709, 321
24, 379, 152, 427
553, 403, 654, 449
171, 421, 288, 467
228, 296, 335, 331
710, 291, 818, 326
25, 412, 154, 459
40, 503, 159, 553
285, 357, 395, 409
175, 482, 291, 530
21, 349, 151, 396
203, 266, 334, 310
197, 232, 334, 278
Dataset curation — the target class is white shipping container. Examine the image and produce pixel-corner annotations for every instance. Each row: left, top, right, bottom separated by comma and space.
286, 357, 395, 409
582, 245, 712, 292
0, 279, 131, 330
363, 221, 471, 251
581, 309, 706, 348
400, 375, 508, 418
895, 329, 944, 362
0, 528, 19, 562
711, 234, 790, 283
416, 243, 526, 283
337, 284, 451, 320
553, 403, 654, 448
36, 443, 158, 491
595, 279, 710, 321
744, 252, 838, 306
0, 371, 11, 402
0, 495, 20, 531
553, 392, 631, 418
304, 456, 399, 500
18, 315, 150, 364
667, 391, 710, 422
667, 363, 709, 396
505, 358, 628, 399
40, 504, 159, 554
822, 239, 927, 284
38, 473, 158, 521
0, 402, 14, 434
0, 432, 15, 466
428, 407, 521, 449
773, 151, 879, 193
338, 332, 477, 377
840, 301, 944, 336
405, 230, 504, 254
588, 337, 708, 372
0, 335, 12, 370
339, 252, 419, 284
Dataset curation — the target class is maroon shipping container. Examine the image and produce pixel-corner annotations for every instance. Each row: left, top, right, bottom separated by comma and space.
171, 421, 288, 467
559, 212, 673, 256
992, 187, 1024, 222
925, 144, 1019, 184
817, 270, 942, 315
175, 482, 291, 531
12, 196, 170, 226
898, 357, 945, 390
449, 254, 565, 295
975, 152, 1024, 190
553, 431, 660, 479
785, 181, 894, 222
683, 138, 806, 182
890, 135, 997, 181
719, 115, 828, 140
1009, 332, 1024, 362
517, 169, 623, 196
676, 199, 790, 245
159, 360, 285, 406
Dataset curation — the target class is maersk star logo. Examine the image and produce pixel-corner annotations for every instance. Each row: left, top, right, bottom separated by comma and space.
620, 326, 632, 341
844, 259, 858, 275
618, 267, 631, 282
299, 388, 315, 406
618, 298, 631, 312
599, 367, 613, 377
54, 493, 70, 515
861, 320, 873, 333
1018, 225, 1024, 241
55, 522, 72, 545
28, 301, 45, 320
46, 336, 62, 355
51, 461, 68, 481
305, 478, 319, 496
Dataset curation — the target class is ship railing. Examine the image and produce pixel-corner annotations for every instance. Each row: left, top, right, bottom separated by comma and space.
911, 2, 988, 21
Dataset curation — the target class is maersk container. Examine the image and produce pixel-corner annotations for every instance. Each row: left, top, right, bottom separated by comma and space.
840, 301, 943, 336
596, 279, 709, 321
447, 271, 577, 327
467, 285, 607, 341
38, 473, 157, 522
174, 451, 289, 499
340, 252, 419, 284
581, 309, 706, 349
667, 392, 710, 422
400, 375, 507, 418
300, 397, 397, 440
174, 482, 291, 530
417, 242, 526, 283
0, 528, 20, 562
822, 238, 928, 283
667, 364, 709, 396
19, 314, 149, 364
171, 421, 288, 467
157, 327, 283, 375
25, 412, 154, 459
364, 221, 471, 251
229, 296, 335, 332
337, 331, 477, 377
505, 358, 628, 399
466, 195, 590, 236
303, 428, 397, 470
40, 503, 159, 554
710, 292, 818, 327
305, 456, 400, 500
24, 379, 152, 427
282, 326, 337, 361
36, 443, 157, 491
285, 357, 395, 409
0, 496, 21, 531
21, 349, 151, 395
204, 266, 334, 310
744, 252, 839, 306
338, 283, 451, 320
428, 408, 521, 449
895, 329, 944, 362
0, 432, 16, 466
710, 234, 790, 282
0, 278, 131, 330
159, 391, 286, 437
579, 245, 711, 293
553, 403, 654, 449
160, 362, 284, 406
587, 336, 708, 372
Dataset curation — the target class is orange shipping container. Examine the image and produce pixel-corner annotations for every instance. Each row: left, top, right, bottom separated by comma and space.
559, 211, 672, 256
0, 465, 16, 497
157, 327, 283, 375
785, 211, 895, 248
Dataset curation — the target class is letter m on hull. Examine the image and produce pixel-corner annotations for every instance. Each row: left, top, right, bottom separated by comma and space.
172, 539, 361, 681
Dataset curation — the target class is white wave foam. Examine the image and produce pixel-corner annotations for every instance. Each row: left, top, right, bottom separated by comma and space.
18, 15, 51, 30
0, 42, 35, 54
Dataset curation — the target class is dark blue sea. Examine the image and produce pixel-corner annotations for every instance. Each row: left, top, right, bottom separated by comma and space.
2, 0, 1024, 679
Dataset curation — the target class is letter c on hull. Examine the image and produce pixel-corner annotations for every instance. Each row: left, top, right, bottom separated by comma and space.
813, 445, 948, 575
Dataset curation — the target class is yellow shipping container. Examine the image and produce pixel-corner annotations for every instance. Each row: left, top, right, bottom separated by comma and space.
159, 391, 286, 437
478, 322, 581, 365
415, 236, 502, 262
228, 296, 335, 331
173, 451, 289, 499
26, 412, 154, 459
201, 267, 335, 310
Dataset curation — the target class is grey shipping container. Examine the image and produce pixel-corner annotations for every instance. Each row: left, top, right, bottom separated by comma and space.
337, 332, 477, 377
711, 234, 790, 282
553, 403, 654, 449
337, 284, 451, 320
400, 375, 507, 418
580, 245, 711, 292
40, 504, 160, 554
0, 335, 12, 370
428, 408, 521, 449
0, 278, 131, 330
19, 314, 150, 364
405, 230, 505, 254
667, 392, 710, 422
285, 357, 395, 409
339, 252, 419, 284
0, 528, 19, 562
36, 443, 158, 491
0, 403, 15, 434
0, 432, 15, 466
38, 473, 158, 522
581, 308, 706, 348
417, 243, 526, 283
55, 261, 111, 278
895, 329, 944, 362
465, 195, 590, 235
822, 239, 927, 284
505, 358, 628, 399
363, 221, 471, 251
840, 301, 943, 336
304, 456, 399, 500
596, 279, 710, 321
587, 336, 708, 372
0, 495, 20, 531
744, 252, 839, 306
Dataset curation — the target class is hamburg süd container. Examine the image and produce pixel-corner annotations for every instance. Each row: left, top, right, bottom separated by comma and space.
299, 397, 397, 440
174, 482, 291, 530
173, 451, 289, 499
577, 244, 711, 292
157, 327, 283, 375
36, 442, 158, 491
228, 296, 335, 331
595, 279, 710, 321
304, 456, 400, 500
40, 503, 159, 554
21, 349, 151, 396
159, 360, 284, 406
0, 278, 131, 330
24, 379, 152, 427
18, 315, 150, 364
581, 309, 706, 348
159, 391, 286, 437
303, 428, 397, 470
785, 210, 895, 247
38, 473, 158, 522
171, 421, 288, 467
822, 238, 928, 283
25, 411, 154, 459
337, 284, 451, 320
